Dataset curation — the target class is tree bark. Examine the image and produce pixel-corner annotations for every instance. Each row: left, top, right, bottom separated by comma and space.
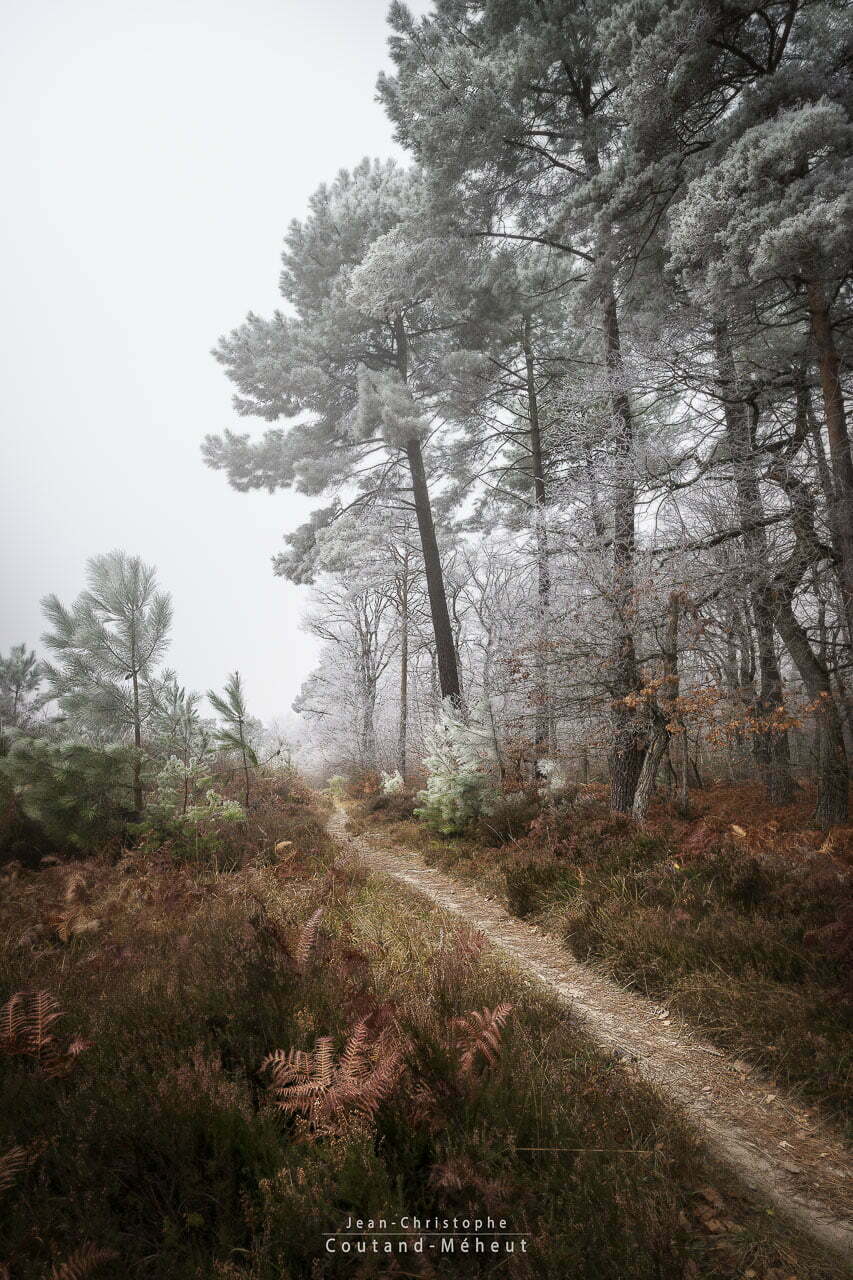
806, 281, 853, 646
130, 667, 143, 817
602, 284, 647, 812
769, 595, 847, 826
522, 312, 553, 760
397, 574, 409, 778
634, 593, 682, 820
394, 313, 462, 705
714, 322, 793, 803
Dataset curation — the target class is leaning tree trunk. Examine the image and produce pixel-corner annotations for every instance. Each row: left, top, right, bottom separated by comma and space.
714, 322, 793, 803
603, 285, 647, 812
760, 453, 849, 825
770, 595, 847, 826
806, 281, 853, 647
394, 313, 462, 706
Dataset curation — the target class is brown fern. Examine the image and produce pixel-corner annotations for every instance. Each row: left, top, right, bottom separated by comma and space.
0, 990, 91, 1077
294, 907, 324, 974
45, 910, 101, 944
0, 991, 28, 1047
261, 1021, 401, 1131
450, 1003, 513, 1076
48, 1243, 116, 1280
0, 1144, 29, 1194
64, 872, 90, 905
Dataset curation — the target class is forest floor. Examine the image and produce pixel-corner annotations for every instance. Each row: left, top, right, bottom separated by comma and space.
335, 801, 853, 1262
3, 777, 852, 1278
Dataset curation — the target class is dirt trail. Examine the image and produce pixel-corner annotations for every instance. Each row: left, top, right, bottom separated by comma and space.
329, 807, 853, 1259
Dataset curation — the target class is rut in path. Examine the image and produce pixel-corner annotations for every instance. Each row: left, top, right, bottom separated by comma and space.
329, 808, 853, 1260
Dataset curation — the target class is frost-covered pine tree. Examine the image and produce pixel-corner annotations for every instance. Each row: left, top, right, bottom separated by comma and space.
381, 0, 650, 812
415, 697, 499, 835
41, 551, 172, 814
203, 160, 464, 705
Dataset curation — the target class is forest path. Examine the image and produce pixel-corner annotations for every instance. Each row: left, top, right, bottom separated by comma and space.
328, 805, 853, 1259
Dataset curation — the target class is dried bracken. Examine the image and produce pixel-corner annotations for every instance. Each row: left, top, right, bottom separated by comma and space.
450, 1003, 513, 1076
261, 1020, 402, 1131
45, 910, 102, 944
294, 907, 324, 974
64, 872, 90, 905
0, 1144, 30, 1195
48, 1243, 117, 1280
0, 990, 91, 1078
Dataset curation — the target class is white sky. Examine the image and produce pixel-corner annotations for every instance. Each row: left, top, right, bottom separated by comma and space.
0, 0, 427, 722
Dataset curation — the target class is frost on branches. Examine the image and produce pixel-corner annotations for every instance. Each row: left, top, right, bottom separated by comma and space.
415, 699, 499, 836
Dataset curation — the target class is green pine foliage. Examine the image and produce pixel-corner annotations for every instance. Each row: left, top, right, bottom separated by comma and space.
0, 738, 138, 851
415, 700, 499, 835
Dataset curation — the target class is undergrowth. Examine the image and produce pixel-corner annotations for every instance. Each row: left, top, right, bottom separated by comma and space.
356, 789, 853, 1136
0, 781, 847, 1278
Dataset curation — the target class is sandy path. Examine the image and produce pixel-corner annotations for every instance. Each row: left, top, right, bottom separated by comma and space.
330, 807, 853, 1259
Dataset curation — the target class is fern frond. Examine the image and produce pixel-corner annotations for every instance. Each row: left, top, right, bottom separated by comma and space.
295, 908, 323, 974
451, 1003, 513, 1076
338, 1021, 370, 1079
30, 990, 63, 1055
0, 992, 27, 1049
49, 1243, 116, 1280
261, 1046, 311, 1084
261, 1024, 402, 1130
0, 1145, 29, 1194
311, 1035, 335, 1087
0, 990, 88, 1077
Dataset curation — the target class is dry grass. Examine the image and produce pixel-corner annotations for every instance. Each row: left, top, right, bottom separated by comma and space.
0, 780, 848, 1278
357, 785, 853, 1137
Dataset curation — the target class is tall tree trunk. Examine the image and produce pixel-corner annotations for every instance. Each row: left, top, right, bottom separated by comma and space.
237, 721, 250, 810
394, 313, 461, 705
634, 593, 682, 820
398, 578, 409, 778
522, 312, 553, 759
360, 690, 377, 773
769, 596, 847, 826
714, 322, 793, 803
806, 281, 853, 646
131, 667, 143, 817
760, 452, 849, 824
602, 284, 646, 811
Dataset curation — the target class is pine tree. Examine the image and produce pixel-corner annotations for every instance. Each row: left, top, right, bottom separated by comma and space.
203, 160, 464, 704
207, 671, 257, 808
0, 644, 43, 747
41, 551, 172, 815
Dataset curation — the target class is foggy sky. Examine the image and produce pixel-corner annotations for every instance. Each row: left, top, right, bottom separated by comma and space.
0, 0, 426, 725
